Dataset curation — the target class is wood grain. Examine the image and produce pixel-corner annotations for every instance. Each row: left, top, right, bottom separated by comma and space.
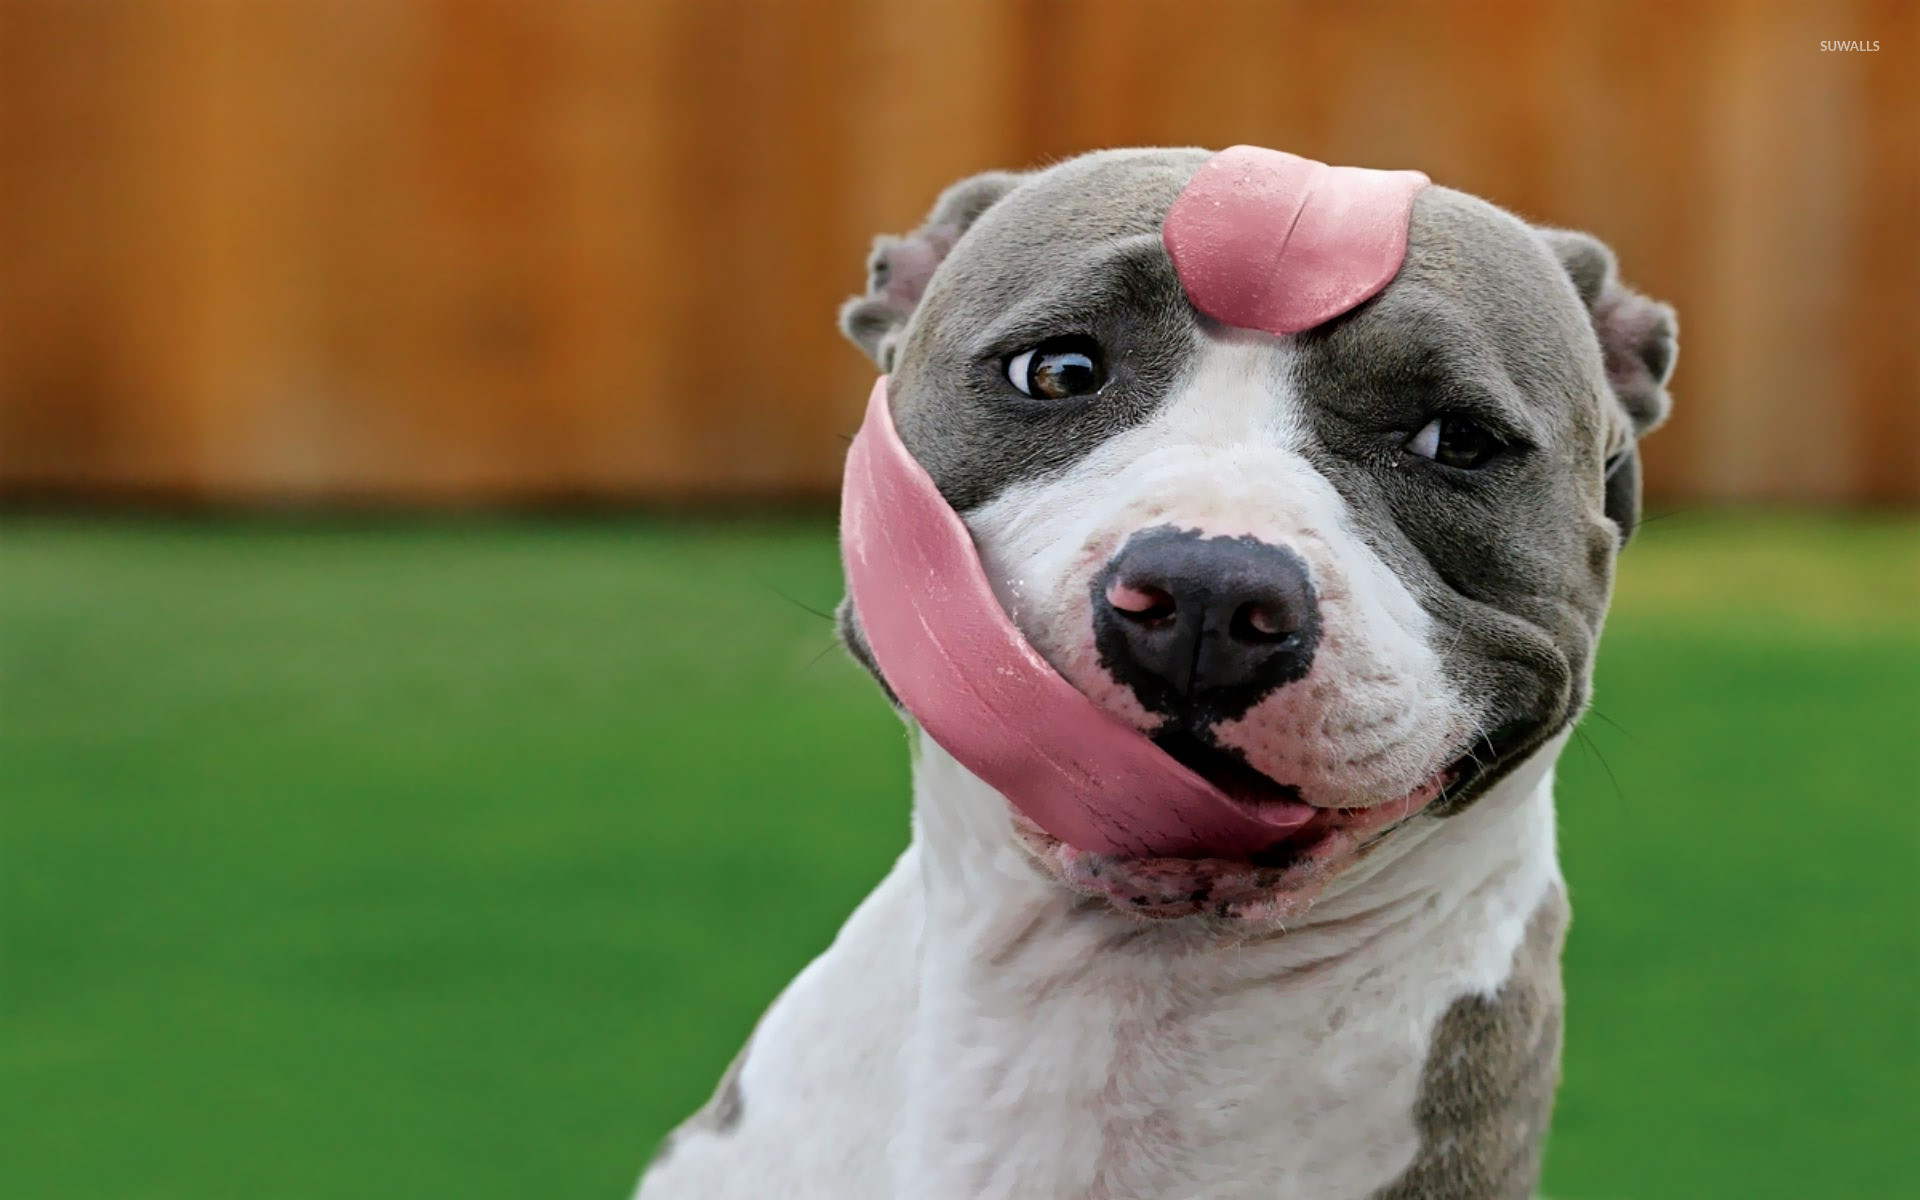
0, 0, 1911, 504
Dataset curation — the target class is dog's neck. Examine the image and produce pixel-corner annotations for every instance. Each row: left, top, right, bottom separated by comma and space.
891, 730, 1566, 1200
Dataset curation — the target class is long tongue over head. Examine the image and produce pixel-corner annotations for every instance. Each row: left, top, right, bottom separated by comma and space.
1162, 144, 1430, 335
838, 146, 1430, 861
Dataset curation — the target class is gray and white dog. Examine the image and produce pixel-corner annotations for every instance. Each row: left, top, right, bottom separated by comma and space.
638, 147, 1675, 1200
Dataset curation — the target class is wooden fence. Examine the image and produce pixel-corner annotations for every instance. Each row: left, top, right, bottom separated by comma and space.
1, 0, 1913, 505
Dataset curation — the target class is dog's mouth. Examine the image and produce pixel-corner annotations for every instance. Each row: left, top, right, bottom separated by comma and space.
1151, 730, 1312, 813
1011, 732, 1481, 921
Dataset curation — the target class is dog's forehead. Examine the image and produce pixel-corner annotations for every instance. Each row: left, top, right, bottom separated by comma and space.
930, 152, 1593, 382
966, 148, 1213, 254
914, 148, 1211, 333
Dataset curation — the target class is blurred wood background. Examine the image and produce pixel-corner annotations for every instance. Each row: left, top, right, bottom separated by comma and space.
1, 0, 1913, 506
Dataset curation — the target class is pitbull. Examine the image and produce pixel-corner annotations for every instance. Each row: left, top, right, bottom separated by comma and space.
637, 145, 1676, 1200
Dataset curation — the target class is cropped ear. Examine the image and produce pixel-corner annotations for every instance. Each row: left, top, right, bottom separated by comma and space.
839, 170, 1026, 371
1538, 229, 1679, 542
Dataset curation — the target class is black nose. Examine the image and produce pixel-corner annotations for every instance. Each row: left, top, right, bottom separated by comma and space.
1091, 527, 1320, 720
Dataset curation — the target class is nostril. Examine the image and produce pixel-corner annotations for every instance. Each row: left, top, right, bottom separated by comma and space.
1107, 580, 1177, 624
1093, 528, 1322, 711
1230, 600, 1299, 645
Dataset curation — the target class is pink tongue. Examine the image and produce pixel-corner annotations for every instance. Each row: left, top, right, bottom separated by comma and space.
1162, 145, 1429, 335
841, 378, 1315, 860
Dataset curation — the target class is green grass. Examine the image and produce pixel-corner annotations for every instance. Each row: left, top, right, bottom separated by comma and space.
2, 512, 1914, 1199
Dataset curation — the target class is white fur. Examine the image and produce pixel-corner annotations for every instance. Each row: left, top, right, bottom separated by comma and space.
638, 733, 1564, 1199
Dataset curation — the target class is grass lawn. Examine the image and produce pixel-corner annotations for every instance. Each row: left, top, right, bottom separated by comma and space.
2, 512, 1915, 1199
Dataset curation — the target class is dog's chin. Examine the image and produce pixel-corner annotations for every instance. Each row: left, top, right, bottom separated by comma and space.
1011, 765, 1456, 922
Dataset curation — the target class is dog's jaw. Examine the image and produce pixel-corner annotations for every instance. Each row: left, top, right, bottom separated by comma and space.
1008, 766, 1453, 922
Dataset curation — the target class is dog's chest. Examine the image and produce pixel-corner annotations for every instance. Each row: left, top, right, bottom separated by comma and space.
639, 771, 1564, 1200
896, 895, 1533, 1200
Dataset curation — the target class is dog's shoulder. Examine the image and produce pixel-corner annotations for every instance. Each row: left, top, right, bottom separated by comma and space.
1371, 881, 1569, 1200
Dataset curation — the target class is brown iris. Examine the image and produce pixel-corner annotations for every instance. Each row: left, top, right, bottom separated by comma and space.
1007, 335, 1106, 400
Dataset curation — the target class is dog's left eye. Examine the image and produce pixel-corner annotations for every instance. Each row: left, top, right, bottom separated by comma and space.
1406, 416, 1503, 470
1006, 336, 1105, 400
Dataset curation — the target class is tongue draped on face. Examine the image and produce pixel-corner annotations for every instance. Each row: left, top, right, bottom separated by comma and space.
838, 146, 1430, 862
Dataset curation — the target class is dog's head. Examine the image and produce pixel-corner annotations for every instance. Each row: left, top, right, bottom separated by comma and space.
836, 148, 1675, 920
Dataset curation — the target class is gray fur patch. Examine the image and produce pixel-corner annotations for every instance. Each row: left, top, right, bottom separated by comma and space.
1288, 186, 1622, 812
850, 148, 1213, 512
643, 1034, 753, 1179
1371, 885, 1570, 1200
703, 1035, 751, 1133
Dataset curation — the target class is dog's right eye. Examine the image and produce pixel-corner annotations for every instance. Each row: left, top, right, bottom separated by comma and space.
1006, 336, 1106, 400
1405, 415, 1506, 470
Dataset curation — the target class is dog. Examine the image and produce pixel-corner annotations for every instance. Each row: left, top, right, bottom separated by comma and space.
636, 145, 1676, 1200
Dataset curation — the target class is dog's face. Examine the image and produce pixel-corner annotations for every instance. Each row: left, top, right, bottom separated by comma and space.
840, 149, 1675, 918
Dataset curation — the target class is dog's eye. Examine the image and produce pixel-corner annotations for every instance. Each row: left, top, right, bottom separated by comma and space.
1006, 336, 1105, 400
1406, 416, 1503, 470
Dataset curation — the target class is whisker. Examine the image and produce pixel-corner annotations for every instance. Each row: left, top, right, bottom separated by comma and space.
1571, 723, 1626, 808
1633, 505, 1712, 530
1583, 705, 1637, 742
799, 637, 844, 677
1460, 723, 1492, 773
756, 575, 836, 623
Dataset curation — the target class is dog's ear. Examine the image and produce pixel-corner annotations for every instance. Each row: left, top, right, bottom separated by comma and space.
839, 170, 1026, 371
1538, 229, 1678, 543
